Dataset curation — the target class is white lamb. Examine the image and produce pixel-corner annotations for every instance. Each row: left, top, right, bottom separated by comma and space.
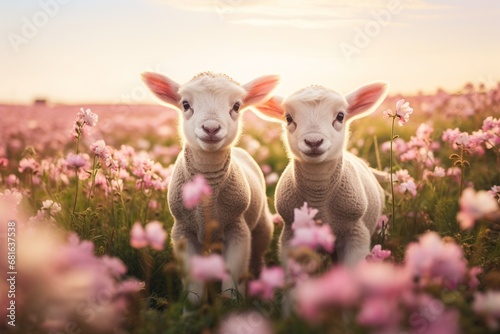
142, 71, 279, 303
255, 82, 389, 266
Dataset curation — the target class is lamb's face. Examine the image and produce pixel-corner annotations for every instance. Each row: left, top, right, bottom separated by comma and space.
178, 77, 247, 152
283, 88, 348, 163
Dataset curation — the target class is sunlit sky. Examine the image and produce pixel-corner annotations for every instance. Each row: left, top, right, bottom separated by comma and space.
1, 0, 499, 104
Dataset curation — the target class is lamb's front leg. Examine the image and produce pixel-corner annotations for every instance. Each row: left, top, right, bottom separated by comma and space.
222, 220, 251, 299
171, 233, 204, 305
335, 222, 371, 266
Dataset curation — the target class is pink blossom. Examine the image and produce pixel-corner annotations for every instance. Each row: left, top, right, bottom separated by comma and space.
190, 254, 229, 282
367, 244, 391, 262
41, 200, 62, 216
355, 261, 411, 297
396, 179, 417, 197
468, 266, 482, 290
18, 157, 38, 173
77, 108, 98, 127
0, 157, 8, 168
290, 224, 335, 252
405, 232, 467, 289
182, 174, 212, 209
395, 99, 414, 126
432, 166, 446, 178
357, 297, 400, 331
90, 139, 110, 160
455, 132, 470, 146
248, 266, 285, 300
0, 189, 23, 207
295, 266, 359, 320
4, 174, 20, 187
473, 291, 500, 330
456, 187, 498, 230
130, 221, 168, 251
410, 309, 460, 334
292, 202, 318, 229
66, 153, 87, 169
218, 311, 273, 334
376, 214, 389, 231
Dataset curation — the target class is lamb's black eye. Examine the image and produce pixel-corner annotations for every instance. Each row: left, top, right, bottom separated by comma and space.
182, 100, 190, 112
232, 102, 241, 112
285, 114, 293, 125
336, 112, 345, 123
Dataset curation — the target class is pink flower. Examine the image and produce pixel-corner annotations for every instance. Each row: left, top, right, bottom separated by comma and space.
292, 202, 318, 229
218, 311, 273, 334
66, 153, 87, 169
367, 244, 391, 262
376, 215, 389, 231
432, 166, 446, 178
455, 132, 470, 146
248, 266, 285, 300
90, 139, 110, 160
130, 221, 168, 251
468, 266, 482, 290
77, 108, 98, 127
290, 224, 335, 253
473, 291, 500, 330
396, 179, 417, 197
405, 232, 467, 289
190, 254, 229, 282
456, 188, 498, 230
395, 99, 413, 126
41, 200, 62, 216
357, 297, 400, 330
18, 157, 38, 173
295, 266, 359, 320
182, 174, 212, 209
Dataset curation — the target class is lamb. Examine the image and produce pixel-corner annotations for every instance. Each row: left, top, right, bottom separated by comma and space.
255, 82, 389, 266
142, 71, 279, 303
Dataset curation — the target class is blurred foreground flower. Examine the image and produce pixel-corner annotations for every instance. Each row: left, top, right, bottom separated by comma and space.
249, 266, 285, 300
218, 311, 273, 334
366, 244, 391, 262
456, 187, 499, 230
473, 291, 500, 330
405, 231, 467, 289
190, 254, 229, 283
289, 202, 335, 252
130, 221, 168, 251
0, 210, 142, 333
182, 174, 212, 209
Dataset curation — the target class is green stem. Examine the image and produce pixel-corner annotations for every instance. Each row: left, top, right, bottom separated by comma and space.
389, 116, 397, 233
87, 155, 97, 208
71, 167, 79, 226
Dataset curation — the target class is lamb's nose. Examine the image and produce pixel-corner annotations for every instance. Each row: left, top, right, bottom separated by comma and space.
202, 124, 221, 135
304, 138, 324, 148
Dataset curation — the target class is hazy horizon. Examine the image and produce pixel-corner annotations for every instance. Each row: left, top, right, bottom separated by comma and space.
1, 0, 499, 104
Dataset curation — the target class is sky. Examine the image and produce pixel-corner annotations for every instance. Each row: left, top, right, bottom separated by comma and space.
1, 0, 499, 104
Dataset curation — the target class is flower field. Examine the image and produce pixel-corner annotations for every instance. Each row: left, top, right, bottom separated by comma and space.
1, 83, 500, 334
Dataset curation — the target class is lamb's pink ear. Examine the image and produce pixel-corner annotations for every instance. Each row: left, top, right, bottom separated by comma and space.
252, 96, 285, 123
242, 75, 280, 106
345, 82, 389, 121
141, 72, 181, 109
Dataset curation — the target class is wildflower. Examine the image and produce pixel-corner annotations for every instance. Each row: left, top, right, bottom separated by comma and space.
292, 202, 319, 229
290, 224, 335, 252
182, 174, 212, 209
41, 200, 62, 216
77, 108, 98, 127
66, 153, 87, 169
395, 99, 413, 126
18, 157, 38, 173
0, 157, 8, 168
468, 266, 482, 290
366, 244, 391, 262
0, 189, 23, 206
357, 297, 400, 331
90, 139, 110, 160
218, 311, 273, 334
190, 254, 229, 282
473, 291, 500, 330
375, 214, 389, 235
4, 174, 20, 187
405, 232, 467, 289
248, 266, 285, 300
295, 266, 359, 320
456, 188, 498, 230
130, 221, 168, 251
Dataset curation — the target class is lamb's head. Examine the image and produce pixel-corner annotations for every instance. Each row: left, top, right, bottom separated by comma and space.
142, 72, 279, 152
256, 82, 389, 163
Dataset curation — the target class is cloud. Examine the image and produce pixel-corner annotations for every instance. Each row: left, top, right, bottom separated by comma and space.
149, 0, 446, 28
